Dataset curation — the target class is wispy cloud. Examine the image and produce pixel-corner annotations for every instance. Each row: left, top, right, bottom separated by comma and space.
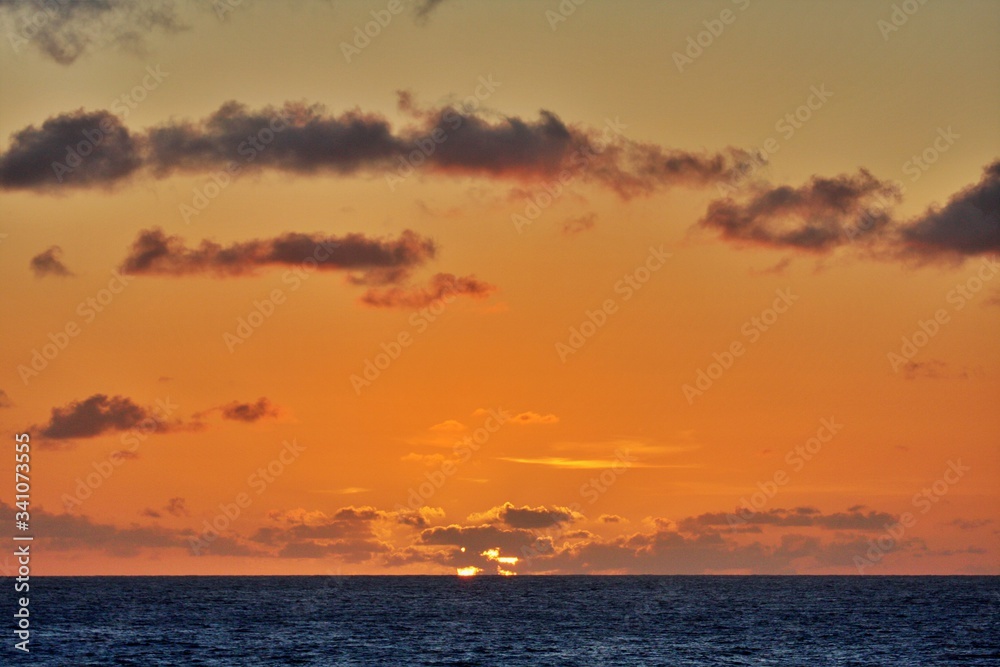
30, 245, 74, 277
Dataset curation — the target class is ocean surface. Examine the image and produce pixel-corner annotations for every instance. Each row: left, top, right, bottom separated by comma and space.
10, 576, 1000, 666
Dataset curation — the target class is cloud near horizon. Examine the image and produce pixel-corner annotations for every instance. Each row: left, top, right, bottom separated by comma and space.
0, 0, 186, 65
466, 503, 580, 529
1, 499, 988, 574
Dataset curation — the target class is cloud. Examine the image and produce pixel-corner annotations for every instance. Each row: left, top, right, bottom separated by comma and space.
0, 0, 186, 65
359, 272, 496, 308
699, 169, 902, 252
1, 99, 750, 197
510, 411, 559, 425
699, 161, 999, 265
0, 109, 144, 189
0, 498, 975, 573
396, 506, 446, 529
413, 0, 450, 22
561, 213, 596, 236
0, 500, 191, 557
165, 497, 189, 517
419, 524, 542, 554
141, 497, 189, 519
0, 390, 12, 408
429, 419, 466, 432
900, 360, 972, 381
467, 503, 579, 529
30, 245, 74, 277
219, 397, 279, 422
498, 456, 687, 470
253, 506, 401, 553
278, 539, 390, 561
678, 507, 899, 532
31, 394, 184, 441
947, 519, 992, 531
119, 228, 434, 283
895, 160, 1000, 261
599, 514, 625, 524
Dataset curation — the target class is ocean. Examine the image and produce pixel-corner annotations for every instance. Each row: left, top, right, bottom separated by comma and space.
13, 575, 1000, 665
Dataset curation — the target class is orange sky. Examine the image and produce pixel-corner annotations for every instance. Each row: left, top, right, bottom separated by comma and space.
0, 0, 997, 576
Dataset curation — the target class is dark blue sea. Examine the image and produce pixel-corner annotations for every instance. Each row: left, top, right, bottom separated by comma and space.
8, 576, 1000, 665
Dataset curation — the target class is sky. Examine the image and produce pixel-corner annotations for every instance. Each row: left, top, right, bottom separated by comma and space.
0, 0, 997, 576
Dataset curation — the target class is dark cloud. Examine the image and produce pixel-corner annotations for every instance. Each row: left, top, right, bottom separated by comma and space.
144, 100, 405, 176
896, 160, 1000, 261
0, 109, 143, 189
32, 394, 181, 441
359, 272, 496, 308
253, 506, 387, 545
699, 161, 999, 265
469, 502, 578, 529
678, 507, 898, 532
0, 389, 12, 408
0, 498, 962, 572
137, 498, 188, 521
278, 539, 389, 562
165, 497, 189, 517
30, 245, 73, 277
0, 0, 186, 65
1, 100, 749, 197
219, 397, 279, 422
419, 524, 541, 554
699, 170, 902, 252
599, 514, 625, 524
119, 228, 435, 283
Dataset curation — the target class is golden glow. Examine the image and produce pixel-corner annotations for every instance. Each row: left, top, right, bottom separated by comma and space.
481, 548, 519, 565
0, 0, 996, 577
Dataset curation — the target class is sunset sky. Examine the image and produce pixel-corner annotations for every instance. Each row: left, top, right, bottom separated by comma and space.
0, 0, 997, 576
